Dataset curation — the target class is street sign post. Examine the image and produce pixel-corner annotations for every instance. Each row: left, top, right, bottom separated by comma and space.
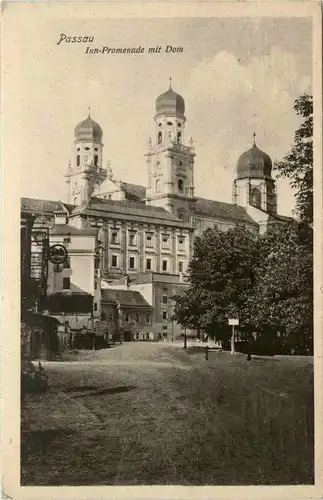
228, 319, 239, 355
48, 244, 68, 265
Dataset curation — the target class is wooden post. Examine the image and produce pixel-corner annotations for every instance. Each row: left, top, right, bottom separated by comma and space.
205, 346, 208, 361
184, 328, 187, 349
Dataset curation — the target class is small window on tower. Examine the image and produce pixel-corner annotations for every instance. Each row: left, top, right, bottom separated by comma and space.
77, 148, 80, 151
76, 155, 80, 167
95, 147, 98, 151
85, 147, 90, 151
158, 131, 162, 144
158, 123, 162, 127
251, 187, 261, 208
178, 123, 181, 127
146, 258, 152, 270
94, 155, 98, 166
178, 179, 184, 192
177, 132, 182, 143
156, 179, 160, 192
167, 121, 173, 126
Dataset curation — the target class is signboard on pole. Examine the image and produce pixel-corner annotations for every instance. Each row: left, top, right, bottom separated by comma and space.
228, 319, 239, 355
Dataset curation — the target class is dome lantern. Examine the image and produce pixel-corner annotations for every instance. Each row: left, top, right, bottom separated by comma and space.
236, 134, 272, 179
74, 111, 103, 143
155, 80, 185, 118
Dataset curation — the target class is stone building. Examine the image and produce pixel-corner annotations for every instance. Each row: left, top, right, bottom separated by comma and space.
21, 82, 291, 340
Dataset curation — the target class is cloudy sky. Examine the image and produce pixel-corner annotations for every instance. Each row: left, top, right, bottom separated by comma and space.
15, 15, 312, 216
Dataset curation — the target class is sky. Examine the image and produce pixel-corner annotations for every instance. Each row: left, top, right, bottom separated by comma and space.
15, 16, 312, 216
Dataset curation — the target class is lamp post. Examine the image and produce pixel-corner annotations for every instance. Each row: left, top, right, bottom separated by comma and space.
184, 327, 187, 349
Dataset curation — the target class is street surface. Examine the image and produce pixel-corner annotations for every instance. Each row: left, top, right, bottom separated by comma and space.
21, 342, 314, 485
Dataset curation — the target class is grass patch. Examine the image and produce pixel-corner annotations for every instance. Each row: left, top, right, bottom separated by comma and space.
21, 343, 314, 486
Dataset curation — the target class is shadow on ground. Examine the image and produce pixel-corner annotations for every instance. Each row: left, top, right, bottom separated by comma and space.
63, 385, 137, 397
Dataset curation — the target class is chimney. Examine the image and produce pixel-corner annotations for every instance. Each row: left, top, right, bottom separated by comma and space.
54, 211, 68, 225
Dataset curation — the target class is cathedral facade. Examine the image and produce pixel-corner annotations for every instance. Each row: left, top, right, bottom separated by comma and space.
22, 83, 291, 341
65, 83, 289, 282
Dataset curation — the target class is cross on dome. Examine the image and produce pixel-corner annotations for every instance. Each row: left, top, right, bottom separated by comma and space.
169, 76, 172, 89
253, 132, 256, 146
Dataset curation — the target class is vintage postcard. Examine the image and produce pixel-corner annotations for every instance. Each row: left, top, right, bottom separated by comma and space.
2, 1, 322, 499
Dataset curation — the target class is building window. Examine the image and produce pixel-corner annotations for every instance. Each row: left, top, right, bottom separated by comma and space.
111, 255, 118, 267
146, 235, 153, 247
63, 237, 70, 244
145, 314, 151, 324
136, 313, 140, 323
162, 295, 168, 304
111, 231, 118, 244
125, 314, 130, 323
162, 311, 167, 320
178, 261, 183, 272
63, 277, 70, 290
108, 194, 112, 200
156, 179, 160, 192
94, 303, 98, 311
177, 132, 182, 143
178, 179, 184, 192
158, 131, 162, 144
94, 155, 98, 166
129, 257, 135, 270
162, 260, 167, 272
146, 258, 152, 270
109, 314, 113, 324
63, 257, 70, 269
162, 236, 169, 249
76, 155, 80, 167
129, 233, 136, 246
178, 237, 185, 251
251, 187, 261, 208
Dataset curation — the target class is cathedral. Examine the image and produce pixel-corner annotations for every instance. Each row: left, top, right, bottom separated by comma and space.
64, 82, 290, 280
22, 83, 291, 341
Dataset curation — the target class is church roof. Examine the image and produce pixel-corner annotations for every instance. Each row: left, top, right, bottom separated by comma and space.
236, 143, 273, 179
155, 85, 185, 117
73, 198, 191, 228
101, 289, 152, 309
74, 113, 103, 143
194, 197, 258, 226
21, 198, 74, 216
49, 224, 97, 236
120, 182, 147, 202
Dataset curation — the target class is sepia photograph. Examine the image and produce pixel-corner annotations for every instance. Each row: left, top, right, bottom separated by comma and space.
2, 1, 322, 498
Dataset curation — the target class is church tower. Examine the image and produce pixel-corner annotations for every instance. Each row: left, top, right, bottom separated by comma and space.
65, 112, 107, 205
232, 134, 277, 215
145, 81, 196, 223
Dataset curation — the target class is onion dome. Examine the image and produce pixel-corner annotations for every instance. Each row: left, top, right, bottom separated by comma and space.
236, 134, 272, 179
74, 111, 103, 143
155, 80, 185, 117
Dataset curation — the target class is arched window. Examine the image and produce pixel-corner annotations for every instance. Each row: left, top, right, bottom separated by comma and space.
177, 132, 182, 143
178, 179, 184, 192
251, 187, 261, 208
76, 155, 80, 167
158, 131, 162, 144
156, 179, 160, 192
94, 155, 98, 166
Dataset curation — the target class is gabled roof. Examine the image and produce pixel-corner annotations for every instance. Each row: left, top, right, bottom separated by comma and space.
101, 289, 152, 308
194, 197, 258, 226
72, 198, 190, 228
120, 182, 146, 202
49, 224, 97, 236
21, 198, 75, 216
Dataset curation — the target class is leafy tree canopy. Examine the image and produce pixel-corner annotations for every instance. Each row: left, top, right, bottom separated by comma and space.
274, 94, 313, 225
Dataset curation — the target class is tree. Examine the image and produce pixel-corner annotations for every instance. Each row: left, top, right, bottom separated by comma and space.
274, 94, 313, 225
248, 221, 313, 353
173, 225, 258, 340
